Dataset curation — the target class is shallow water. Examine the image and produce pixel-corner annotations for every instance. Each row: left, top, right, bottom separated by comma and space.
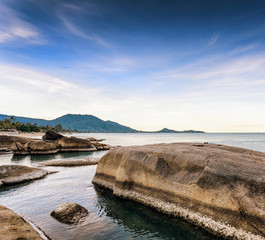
1, 133, 265, 239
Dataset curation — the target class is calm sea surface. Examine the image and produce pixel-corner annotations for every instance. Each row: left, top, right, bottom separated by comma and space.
1, 133, 265, 240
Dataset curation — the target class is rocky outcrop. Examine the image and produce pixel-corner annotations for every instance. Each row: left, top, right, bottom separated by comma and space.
57, 137, 96, 152
92, 142, 111, 150
40, 158, 99, 166
0, 135, 37, 148
42, 130, 64, 141
0, 165, 48, 186
0, 205, 48, 240
51, 202, 89, 224
92, 143, 265, 240
12, 141, 59, 155
11, 131, 106, 155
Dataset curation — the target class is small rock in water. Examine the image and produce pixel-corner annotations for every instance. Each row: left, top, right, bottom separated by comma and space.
51, 202, 89, 224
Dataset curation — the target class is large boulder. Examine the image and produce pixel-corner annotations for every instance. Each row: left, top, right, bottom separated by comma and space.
24, 140, 59, 154
51, 202, 89, 224
12, 140, 59, 155
57, 137, 96, 152
0, 165, 48, 186
42, 130, 64, 141
92, 143, 265, 240
0, 205, 46, 240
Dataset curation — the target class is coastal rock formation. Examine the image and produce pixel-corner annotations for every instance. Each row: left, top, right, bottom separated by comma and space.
25, 140, 59, 154
92, 141, 111, 150
57, 137, 96, 152
10, 131, 107, 155
51, 202, 89, 224
0, 165, 48, 186
40, 158, 99, 166
42, 130, 64, 141
0, 205, 47, 240
92, 143, 265, 240
0, 135, 37, 149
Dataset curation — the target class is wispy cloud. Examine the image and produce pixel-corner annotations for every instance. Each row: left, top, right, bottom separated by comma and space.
208, 33, 219, 45
57, 3, 110, 47
0, 3, 45, 44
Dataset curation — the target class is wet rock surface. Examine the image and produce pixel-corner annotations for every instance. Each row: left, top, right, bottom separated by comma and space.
0, 165, 48, 186
92, 142, 265, 240
51, 202, 89, 224
40, 158, 99, 166
0, 205, 45, 240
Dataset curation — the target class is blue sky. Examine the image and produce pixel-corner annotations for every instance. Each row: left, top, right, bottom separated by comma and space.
1, 0, 265, 132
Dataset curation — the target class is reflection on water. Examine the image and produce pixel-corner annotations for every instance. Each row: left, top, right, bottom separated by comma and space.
2, 133, 265, 239
95, 187, 218, 240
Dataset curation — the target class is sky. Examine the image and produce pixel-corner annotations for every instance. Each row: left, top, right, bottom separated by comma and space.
1, 0, 265, 132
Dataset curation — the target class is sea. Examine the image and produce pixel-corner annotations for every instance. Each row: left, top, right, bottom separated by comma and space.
0, 132, 265, 240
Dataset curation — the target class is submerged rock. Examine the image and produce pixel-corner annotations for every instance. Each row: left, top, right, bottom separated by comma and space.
92, 143, 265, 240
0, 205, 47, 240
0, 165, 48, 186
51, 202, 89, 224
40, 158, 99, 166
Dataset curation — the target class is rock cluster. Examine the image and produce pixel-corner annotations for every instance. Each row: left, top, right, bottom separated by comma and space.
92, 142, 265, 240
51, 202, 89, 224
10, 130, 110, 155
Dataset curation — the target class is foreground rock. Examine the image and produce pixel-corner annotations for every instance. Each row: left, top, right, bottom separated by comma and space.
0, 165, 48, 186
0, 205, 48, 240
51, 202, 89, 224
40, 158, 99, 166
92, 143, 265, 240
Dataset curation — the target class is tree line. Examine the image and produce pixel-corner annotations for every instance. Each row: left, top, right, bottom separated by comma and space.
0, 117, 68, 133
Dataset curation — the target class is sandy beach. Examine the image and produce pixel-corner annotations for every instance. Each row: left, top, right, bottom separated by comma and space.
0, 132, 44, 138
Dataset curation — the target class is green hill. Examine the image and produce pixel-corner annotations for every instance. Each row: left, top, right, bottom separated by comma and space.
0, 114, 137, 133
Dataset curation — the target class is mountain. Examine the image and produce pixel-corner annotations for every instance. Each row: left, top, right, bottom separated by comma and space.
0, 114, 137, 133
0, 114, 205, 133
140, 128, 204, 133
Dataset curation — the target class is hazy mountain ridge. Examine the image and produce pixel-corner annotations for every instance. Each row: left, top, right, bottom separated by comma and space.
0, 114, 204, 133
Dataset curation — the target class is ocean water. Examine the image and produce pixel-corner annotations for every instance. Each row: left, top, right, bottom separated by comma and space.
0, 133, 265, 240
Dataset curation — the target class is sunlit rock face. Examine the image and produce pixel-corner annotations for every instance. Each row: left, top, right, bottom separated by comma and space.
0, 205, 45, 240
92, 143, 265, 240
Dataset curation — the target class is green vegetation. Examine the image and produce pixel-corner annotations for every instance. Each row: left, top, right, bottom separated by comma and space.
0, 117, 68, 133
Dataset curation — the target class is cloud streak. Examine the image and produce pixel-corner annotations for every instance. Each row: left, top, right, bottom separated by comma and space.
57, 2, 110, 47
0, 3, 45, 44
208, 33, 219, 45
